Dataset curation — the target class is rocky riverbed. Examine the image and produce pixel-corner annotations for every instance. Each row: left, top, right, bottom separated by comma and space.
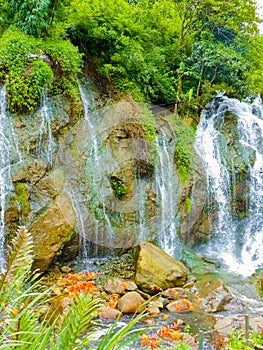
40, 241, 263, 349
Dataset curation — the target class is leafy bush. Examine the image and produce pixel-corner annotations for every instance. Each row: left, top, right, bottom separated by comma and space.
226, 328, 263, 349
0, 28, 82, 112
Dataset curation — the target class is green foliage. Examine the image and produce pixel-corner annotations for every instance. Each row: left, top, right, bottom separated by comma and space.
110, 177, 127, 199
226, 328, 263, 349
67, 0, 178, 102
185, 197, 192, 214
6, 0, 50, 37
4, 0, 69, 37
41, 38, 82, 98
66, 0, 263, 117
0, 28, 82, 112
97, 313, 147, 350
168, 116, 195, 182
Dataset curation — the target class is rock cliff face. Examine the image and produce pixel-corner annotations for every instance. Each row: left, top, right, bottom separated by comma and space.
3, 79, 210, 272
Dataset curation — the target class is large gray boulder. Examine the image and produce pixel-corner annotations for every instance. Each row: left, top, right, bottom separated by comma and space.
135, 241, 187, 293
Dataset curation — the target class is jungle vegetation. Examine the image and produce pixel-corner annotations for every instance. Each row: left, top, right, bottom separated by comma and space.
0, 0, 262, 117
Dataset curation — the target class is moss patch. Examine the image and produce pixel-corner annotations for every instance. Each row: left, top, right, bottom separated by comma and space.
138, 105, 157, 163
185, 197, 192, 214
110, 176, 127, 199
165, 114, 195, 182
14, 182, 30, 221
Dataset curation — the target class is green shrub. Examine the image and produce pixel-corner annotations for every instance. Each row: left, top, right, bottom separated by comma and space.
110, 177, 127, 199
0, 28, 82, 112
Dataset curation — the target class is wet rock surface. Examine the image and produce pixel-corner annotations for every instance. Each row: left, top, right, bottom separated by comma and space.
135, 241, 188, 293
197, 277, 233, 313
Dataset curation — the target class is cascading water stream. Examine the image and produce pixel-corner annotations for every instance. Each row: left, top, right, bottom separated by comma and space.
195, 95, 263, 276
0, 87, 21, 270
37, 91, 56, 167
78, 79, 114, 257
155, 129, 181, 257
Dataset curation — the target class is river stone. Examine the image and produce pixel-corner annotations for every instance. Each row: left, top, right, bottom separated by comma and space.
125, 281, 137, 291
99, 306, 122, 320
147, 305, 160, 316
196, 277, 233, 313
215, 314, 263, 335
135, 241, 187, 293
103, 278, 126, 294
117, 291, 146, 314
30, 192, 76, 272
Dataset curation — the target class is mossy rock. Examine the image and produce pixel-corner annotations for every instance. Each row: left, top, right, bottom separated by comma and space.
135, 241, 188, 293
253, 270, 263, 301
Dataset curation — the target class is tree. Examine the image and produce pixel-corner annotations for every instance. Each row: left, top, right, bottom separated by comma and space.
5, 0, 68, 36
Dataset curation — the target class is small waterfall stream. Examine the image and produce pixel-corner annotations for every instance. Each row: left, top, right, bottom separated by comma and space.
36, 91, 56, 167
155, 129, 181, 257
78, 79, 114, 257
0, 87, 21, 270
195, 95, 263, 276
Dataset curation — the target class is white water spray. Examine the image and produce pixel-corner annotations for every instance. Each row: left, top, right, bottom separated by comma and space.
37, 91, 56, 166
155, 129, 181, 257
195, 95, 263, 276
0, 87, 21, 270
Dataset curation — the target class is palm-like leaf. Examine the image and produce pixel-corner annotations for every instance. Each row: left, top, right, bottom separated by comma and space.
50, 293, 100, 350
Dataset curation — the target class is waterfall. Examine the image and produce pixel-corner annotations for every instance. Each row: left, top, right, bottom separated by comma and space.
155, 129, 181, 257
37, 91, 56, 167
0, 87, 20, 270
195, 95, 263, 276
78, 79, 114, 256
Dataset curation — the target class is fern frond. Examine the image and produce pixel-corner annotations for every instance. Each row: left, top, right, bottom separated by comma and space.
97, 312, 148, 350
0, 226, 33, 295
51, 293, 100, 350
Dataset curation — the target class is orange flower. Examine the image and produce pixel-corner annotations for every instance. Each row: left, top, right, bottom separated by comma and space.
149, 284, 160, 291
140, 333, 151, 347
108, 293, 119, 308
167, 288, 179, 297
181, 299, 193, 311
166, 329, 181, 341
151, 341, 159, 349
194, 294, 202, 303
173, 302, 181, 312
121, 282, 127, 291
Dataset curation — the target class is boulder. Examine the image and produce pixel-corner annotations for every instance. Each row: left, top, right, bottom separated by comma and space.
32, 169, 64, 200
103, 278, 126, 295
166, 300, 191, 313
196, 277, 233, 313
147, 305, 160, 317
125, 281, 137, 291
99, 306, 121, 320
135, 241, 187, 293
30, 192, 76, 272
117, 291, 145, 314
